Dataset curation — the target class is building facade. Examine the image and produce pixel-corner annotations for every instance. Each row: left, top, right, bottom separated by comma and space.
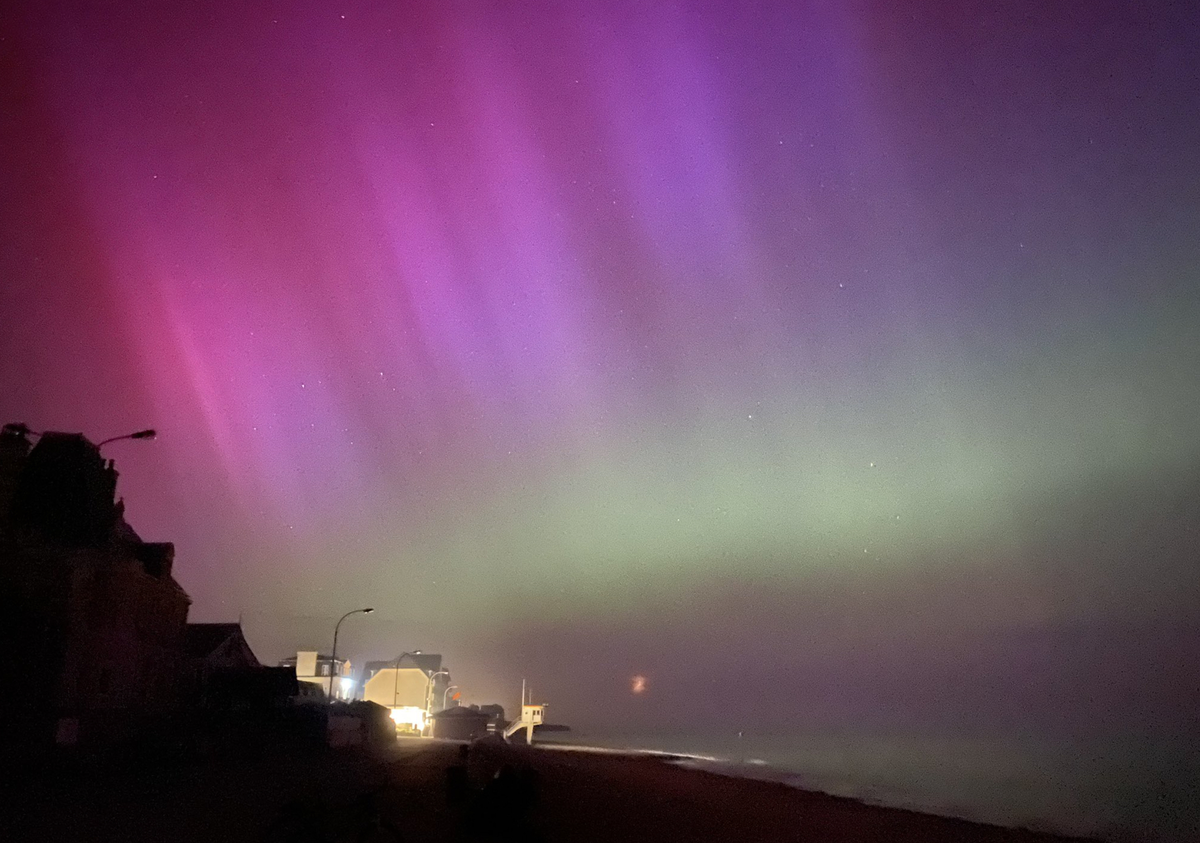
362, 653, 450, 732
0, 423, 192, 748
279, 651, 355, 702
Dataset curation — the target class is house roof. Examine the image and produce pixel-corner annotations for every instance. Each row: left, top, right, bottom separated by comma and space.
183, 622, 260, 666
363, 653, 443, 676
3, 427, 193, 604
183, 623, 240, 658
430, 707, 488, 720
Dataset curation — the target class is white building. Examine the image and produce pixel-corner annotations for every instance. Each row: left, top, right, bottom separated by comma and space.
278, 650, 355, 701
361, 653, 450, 732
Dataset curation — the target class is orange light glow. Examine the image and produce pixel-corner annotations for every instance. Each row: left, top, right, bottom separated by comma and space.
631, 675, 647, 694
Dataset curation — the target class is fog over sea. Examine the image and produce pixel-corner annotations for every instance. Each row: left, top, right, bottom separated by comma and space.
546, 728, 1200, 842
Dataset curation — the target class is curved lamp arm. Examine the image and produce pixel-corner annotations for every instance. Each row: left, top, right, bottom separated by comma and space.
328, 607, 374, 701
425, 669, 451, 714
96, 429, 157, 448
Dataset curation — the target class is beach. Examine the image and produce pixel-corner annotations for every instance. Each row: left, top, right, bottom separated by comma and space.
5, 738, 1104, 842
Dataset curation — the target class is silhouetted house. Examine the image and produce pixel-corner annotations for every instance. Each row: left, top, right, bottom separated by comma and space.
182, 622, 296, 709
184, 623, 260, 671
0, 424, 191, 748
362, 653, 450, 732
430, 706, 491, 740
279, 651, 355, 701
203, 666, 298, 712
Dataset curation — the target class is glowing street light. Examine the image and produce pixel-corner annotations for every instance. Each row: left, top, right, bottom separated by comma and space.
328, 607, 374, 702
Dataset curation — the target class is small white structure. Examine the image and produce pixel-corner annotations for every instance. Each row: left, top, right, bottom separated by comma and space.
503, 703, 545, 744
280, 650, 355, 701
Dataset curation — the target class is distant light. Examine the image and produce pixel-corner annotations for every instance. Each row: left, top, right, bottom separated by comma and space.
390, 705, 427, 731
631, 675, 647, 694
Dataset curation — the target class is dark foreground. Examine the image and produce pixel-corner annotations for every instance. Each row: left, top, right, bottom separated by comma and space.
3, 738, 1100, 842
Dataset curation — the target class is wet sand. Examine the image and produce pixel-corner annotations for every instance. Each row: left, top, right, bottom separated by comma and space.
4, 738, 1101, 842
459, 740, 1100, 843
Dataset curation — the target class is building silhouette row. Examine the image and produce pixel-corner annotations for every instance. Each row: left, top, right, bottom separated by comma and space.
0, 422, 284, 753
1, 421, 511, 753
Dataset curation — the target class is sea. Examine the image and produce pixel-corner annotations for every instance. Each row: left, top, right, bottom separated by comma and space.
540, 729, 1200, 843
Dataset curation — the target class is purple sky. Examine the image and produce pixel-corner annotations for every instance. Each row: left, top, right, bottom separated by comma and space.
3, 1, 1198, 739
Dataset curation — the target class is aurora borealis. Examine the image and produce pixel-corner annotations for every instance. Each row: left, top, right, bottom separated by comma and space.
3, 1, 1198, 820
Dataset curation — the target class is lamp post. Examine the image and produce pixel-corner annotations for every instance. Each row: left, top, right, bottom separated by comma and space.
424, 669, 450, 719
96, 429, 157, 449
391, 650, 423, 711
442, 684, 459, 711
328, 607, 374, 702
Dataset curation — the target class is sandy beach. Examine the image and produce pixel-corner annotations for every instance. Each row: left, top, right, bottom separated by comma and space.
4, 738, 1103, 842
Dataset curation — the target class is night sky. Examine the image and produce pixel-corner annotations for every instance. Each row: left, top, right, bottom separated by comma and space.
3, 0, 1198, 751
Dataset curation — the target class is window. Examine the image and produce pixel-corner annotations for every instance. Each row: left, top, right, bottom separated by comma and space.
321, 664, 330, 676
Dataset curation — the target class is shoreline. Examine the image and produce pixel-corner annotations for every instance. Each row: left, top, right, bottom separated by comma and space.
530, 738, 1065, 832
496, 739, 1103, 843
528, 734, 1183, 841
4, 738, 1110, 842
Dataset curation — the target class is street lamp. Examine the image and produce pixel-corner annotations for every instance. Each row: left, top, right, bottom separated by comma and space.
96, 429, 157, 448
328, 607, 374, 702
442, 684, 459, 711
425, 669, 450, 718
391, 650, 425, 711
